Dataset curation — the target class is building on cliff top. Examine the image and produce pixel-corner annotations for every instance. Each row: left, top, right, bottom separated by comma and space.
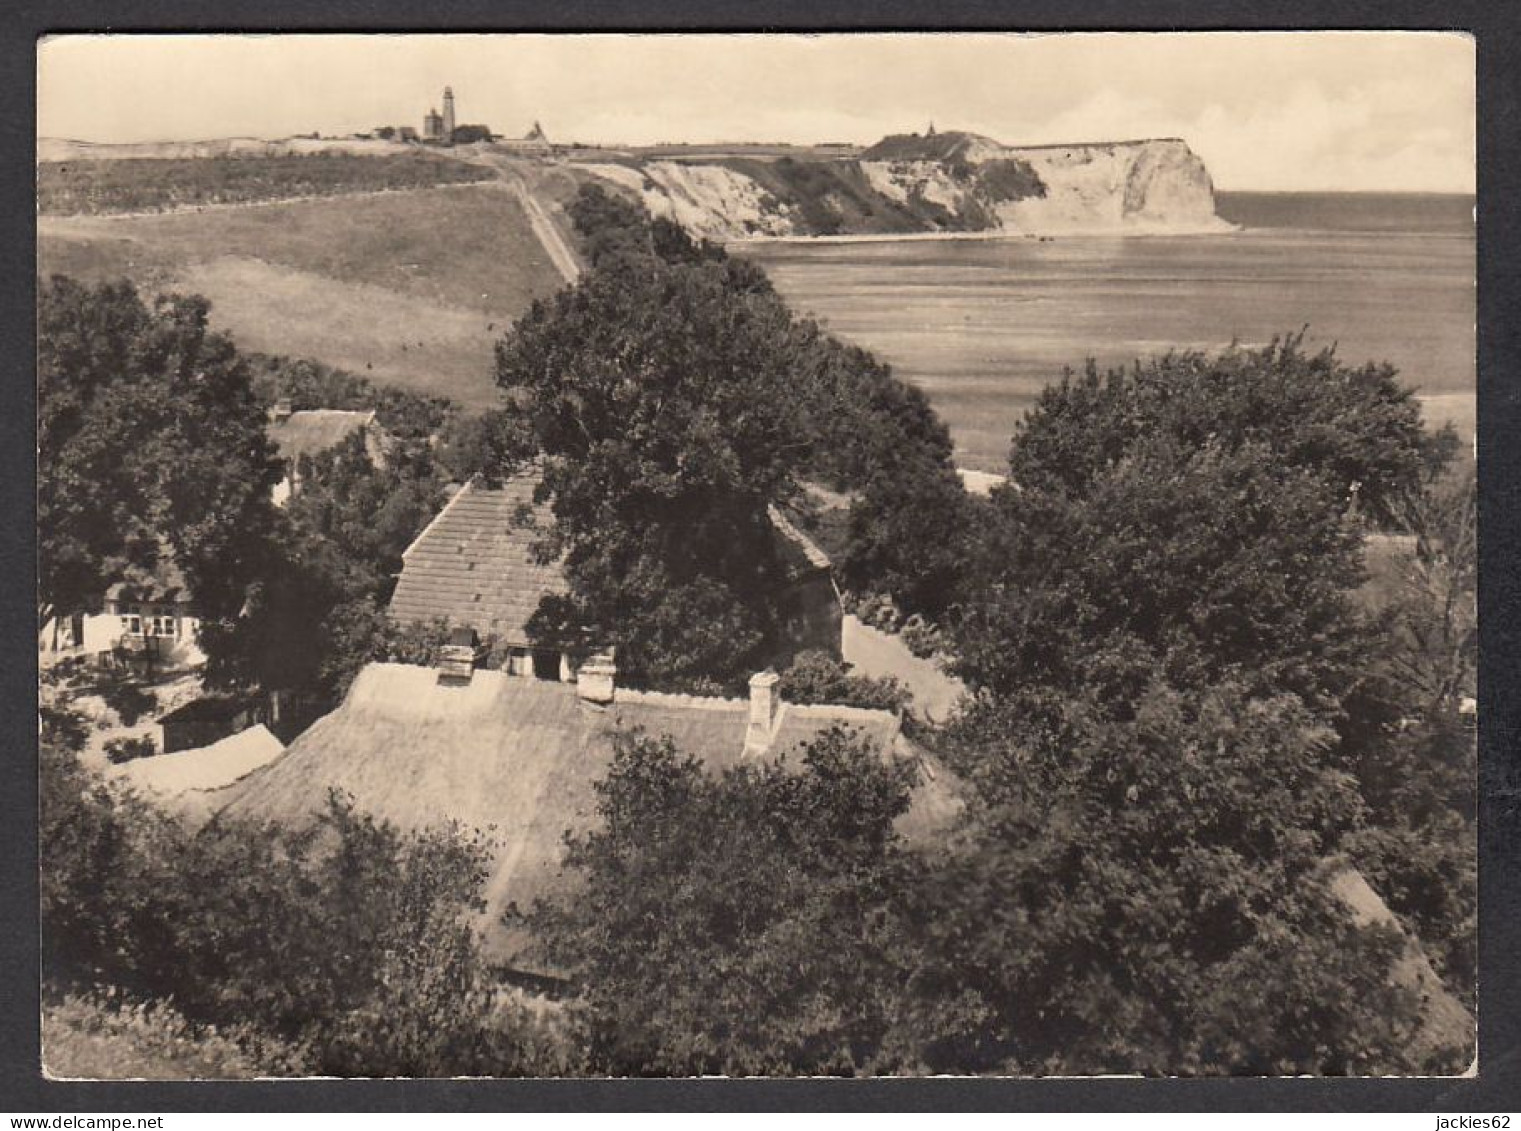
387, 474, 843, 681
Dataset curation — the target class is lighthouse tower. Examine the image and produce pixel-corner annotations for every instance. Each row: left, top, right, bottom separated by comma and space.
442, 87, 456, 143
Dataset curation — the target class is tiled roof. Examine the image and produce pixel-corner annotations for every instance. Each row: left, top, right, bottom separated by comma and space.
388, 477, 567, 647
388, 477, 833, 646
268, 409, 375, 465
215, 662, 962, 969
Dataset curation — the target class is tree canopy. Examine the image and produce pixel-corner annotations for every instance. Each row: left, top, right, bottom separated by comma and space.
923, 339, 1471, 1073
202, 431, 444, 700
494, 248, 819, 687
914, 679, 1436, 1074
491, 185, 973, 686
526, 728, 923, 1075
1007, 338, 1442, 527
38, 277, 279, 627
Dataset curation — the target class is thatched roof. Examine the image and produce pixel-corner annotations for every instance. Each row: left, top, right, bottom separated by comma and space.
387, 476, 834, 648
214, 662, 960, 967
113, 725, 285, 826
268, 409, 376, 465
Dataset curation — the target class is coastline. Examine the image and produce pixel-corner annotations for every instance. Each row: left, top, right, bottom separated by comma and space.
728, 217, 1241, 247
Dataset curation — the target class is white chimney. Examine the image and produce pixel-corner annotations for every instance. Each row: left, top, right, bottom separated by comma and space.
577, 649, 617, 705
744, 669, 782, 756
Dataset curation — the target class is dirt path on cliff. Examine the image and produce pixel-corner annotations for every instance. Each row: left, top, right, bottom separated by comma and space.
502, 175, 581, 283
456, 151, 583, 284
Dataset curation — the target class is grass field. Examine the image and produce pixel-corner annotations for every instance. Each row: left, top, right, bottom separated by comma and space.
179, 257, 501, 409
38, 182, 571, 410
37, 151, 494, 216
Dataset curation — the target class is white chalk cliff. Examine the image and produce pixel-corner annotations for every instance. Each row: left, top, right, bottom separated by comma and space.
578, 133, 1230, 240
995, 139, 1229, 233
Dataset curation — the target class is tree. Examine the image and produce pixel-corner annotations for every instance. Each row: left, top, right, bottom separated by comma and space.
1008, 337, 1438, 528
38, 277, 279, 631
916, 679, 1433, 1075
929, 341, 1468, 1073
1336, 461, 1477, 1006
503, 190, 973, 684
526, 728, 923, 1075
840, 458, 977, 619
781, 331, 972, 619
952, 438, 1369, 724
202, 433, 443, 698
494, 249, 822, 688
1377, 463, 1478, 709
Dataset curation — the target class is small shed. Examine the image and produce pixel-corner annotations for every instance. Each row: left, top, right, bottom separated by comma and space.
157, 696, 261, 755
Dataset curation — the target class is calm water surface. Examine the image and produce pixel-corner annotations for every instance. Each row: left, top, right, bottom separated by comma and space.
739, 192, 1475, 472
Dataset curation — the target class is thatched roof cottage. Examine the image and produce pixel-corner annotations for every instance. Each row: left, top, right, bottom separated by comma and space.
213, 658, 961, 971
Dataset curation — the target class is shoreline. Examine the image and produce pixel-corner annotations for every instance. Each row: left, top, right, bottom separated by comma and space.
727, 218, 1241, 247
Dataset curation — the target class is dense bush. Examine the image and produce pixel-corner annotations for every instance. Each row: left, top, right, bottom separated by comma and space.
41, 707, 564, 1076
43, 991, 300, 1079
103, 735, 156, 765
972, 158, 1047, 203
777, 650, 911, 713
526, 729, 923, 1075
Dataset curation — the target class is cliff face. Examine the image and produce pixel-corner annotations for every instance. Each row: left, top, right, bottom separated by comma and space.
997, 138, 1225, 233
577, 132, 1227, 239
579, 160, 797, 239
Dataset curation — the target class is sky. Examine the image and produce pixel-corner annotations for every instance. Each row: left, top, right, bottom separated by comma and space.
37, 32, 1475, 192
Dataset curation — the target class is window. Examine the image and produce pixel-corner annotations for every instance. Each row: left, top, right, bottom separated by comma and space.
153, 615, 177, 638
121, 614, 142, 636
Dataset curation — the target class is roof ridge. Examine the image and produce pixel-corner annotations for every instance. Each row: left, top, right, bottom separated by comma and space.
786, 700, 899, 724
401, 476, 481, 561
613, 687, 748, 712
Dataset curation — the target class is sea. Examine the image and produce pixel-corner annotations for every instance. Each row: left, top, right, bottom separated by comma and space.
737, 192, 1476, 473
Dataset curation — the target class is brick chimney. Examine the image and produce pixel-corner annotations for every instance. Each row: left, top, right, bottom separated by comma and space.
436, 626, 482, 683
270, 397, 293, 424
577, 649, 617, 705
744, 669, 782, 756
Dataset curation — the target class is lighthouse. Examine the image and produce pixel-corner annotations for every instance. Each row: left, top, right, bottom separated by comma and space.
442, 86, 456, 143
